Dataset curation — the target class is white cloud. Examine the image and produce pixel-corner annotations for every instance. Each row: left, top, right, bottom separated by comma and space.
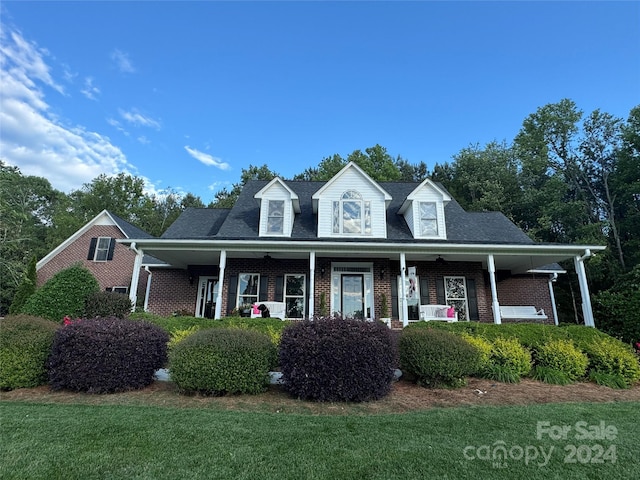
137, 135, 150, 144
0, 23, 135, 193
119, 108, 161, 129
110, 49, 135, 73
185, 146, 230, 171
80, 76, 100, 100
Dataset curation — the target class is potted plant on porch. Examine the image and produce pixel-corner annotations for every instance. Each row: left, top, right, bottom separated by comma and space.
380, 293, 391, 328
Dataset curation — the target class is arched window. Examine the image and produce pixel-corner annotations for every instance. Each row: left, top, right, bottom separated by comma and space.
332, 190, 371, 235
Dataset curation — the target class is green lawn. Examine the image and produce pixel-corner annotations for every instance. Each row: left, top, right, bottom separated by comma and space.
1, 401, 638, 479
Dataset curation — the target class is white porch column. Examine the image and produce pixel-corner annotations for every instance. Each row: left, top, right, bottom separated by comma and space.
400, 252, 409, 327
548, 273, 559, 326
308, 251, 316, 319
574, 250, 595, 327
128, 243, 143, 311
214, 250, 227, 320
487, 254, 501, 324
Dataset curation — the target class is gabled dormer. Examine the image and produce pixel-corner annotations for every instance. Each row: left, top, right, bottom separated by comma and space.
398, 179, 451, 240
312, 162, 392, 238
254, 177, 300, 237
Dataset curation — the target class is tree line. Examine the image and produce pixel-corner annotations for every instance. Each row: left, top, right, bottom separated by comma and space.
2, 99, 639, 335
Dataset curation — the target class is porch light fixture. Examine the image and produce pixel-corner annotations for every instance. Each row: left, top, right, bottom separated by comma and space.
380, 267, 385, 279
435, 256, 446, 265
320, 267, 326, 277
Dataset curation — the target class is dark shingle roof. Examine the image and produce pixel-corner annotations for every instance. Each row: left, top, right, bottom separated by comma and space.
161, 180, 535, 245
161, 208, 231, 239
109, 212, 155, 239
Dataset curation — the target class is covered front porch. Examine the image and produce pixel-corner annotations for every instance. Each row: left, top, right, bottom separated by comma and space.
121, 239, 605, 327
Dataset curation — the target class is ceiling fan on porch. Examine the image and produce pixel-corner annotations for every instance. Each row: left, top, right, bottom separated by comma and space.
435, 255, 447, 265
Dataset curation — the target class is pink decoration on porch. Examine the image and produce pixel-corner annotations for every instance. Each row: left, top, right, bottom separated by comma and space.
252, 303, 260, 314
447, 307, 456, 318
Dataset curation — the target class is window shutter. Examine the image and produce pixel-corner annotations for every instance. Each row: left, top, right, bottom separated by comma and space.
259, 275, 269, 301
467, 278, 479, 321
227, 274, 238, 314
391, 276, 398, 318
106, 238, 116, 260
436, 277, 445, 304
274, 276, 284, 302
419, 277, 429, 305
87, 238, 97, 260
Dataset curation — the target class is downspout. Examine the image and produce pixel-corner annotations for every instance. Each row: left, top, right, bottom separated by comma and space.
143, 266, 152, 313
128, 242, 143, 312
308, 251, 316, 319
214, 250, 227, 320
574, 249, 595, 327
487, 254, 501, 324
400, 253, 409, 327
548, 273, 559, 326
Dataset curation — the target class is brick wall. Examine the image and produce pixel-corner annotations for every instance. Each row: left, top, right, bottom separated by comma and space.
143, 256, 554, 323
147, 269, 196, 317
37, 225, 148, 300
494, 274, 554, 325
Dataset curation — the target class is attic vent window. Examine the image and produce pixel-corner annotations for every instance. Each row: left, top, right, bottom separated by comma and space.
420, 202, 438, 236
267, 200, 284, 234
332, 190, 371, 235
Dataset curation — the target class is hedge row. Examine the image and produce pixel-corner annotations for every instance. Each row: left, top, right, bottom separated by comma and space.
405, 322, 640, 388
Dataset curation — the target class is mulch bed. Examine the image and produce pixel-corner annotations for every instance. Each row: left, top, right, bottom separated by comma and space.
2, 378, 640, 415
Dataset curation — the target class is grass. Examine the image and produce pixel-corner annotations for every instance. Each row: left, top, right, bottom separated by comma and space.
1, 400, 639, 479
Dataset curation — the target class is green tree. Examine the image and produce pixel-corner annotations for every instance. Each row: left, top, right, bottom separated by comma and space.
8, 256, 37, 314
211, 164, 279, 208
0, 162, 61, 315
22, 263, 100, 321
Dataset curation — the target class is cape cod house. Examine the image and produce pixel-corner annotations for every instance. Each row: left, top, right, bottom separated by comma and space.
114, 162, 604, 328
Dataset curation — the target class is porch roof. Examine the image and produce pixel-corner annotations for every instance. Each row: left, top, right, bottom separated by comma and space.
118, 237, 605, 275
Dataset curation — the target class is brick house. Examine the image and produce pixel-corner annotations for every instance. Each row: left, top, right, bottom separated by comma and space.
116, 162, 604, 327
36, 210, 163, 308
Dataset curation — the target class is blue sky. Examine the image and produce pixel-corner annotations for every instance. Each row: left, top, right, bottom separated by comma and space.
1, 1, 638, 203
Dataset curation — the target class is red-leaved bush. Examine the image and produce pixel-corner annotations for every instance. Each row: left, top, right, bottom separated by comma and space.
48, 317, 169, 393
279, 317, 395, 402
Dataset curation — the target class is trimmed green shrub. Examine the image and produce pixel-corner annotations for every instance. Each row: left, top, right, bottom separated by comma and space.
460, 333, 493, 376
0, 315, 59, 390
9, 256, 37, 315
279, 317, 395, 401
580, 337, 640, 388
485, 337, 532, 383
22, 264, 99, 321
47, 317, 169, 393
399, 328, 481, 388
168, 326, 200, 350
84, 291, 132, 318
169, 328, 276, 395
534, 339, 588, 382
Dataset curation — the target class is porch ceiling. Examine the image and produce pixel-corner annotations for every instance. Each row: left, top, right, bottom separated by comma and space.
129, 239, 605, 275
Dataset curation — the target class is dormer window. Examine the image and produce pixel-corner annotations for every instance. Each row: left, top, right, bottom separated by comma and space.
267, 200, 284, 234
333, 190, 371, 235
420, 202, 438, 236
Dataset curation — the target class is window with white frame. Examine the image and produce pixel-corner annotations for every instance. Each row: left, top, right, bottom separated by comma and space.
94, 237, 112, 261
332, 190, 371, 235
419, 202, 438, 236
444, 276, 469, 321
237, 273, 259, 308
284, 274, 305, 318
106, 286, 128, 294
267, 200, 284, 234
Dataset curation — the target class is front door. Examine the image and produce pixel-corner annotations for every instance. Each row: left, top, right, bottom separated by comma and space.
196, 276, 217, 318
341, 274, 364, 319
